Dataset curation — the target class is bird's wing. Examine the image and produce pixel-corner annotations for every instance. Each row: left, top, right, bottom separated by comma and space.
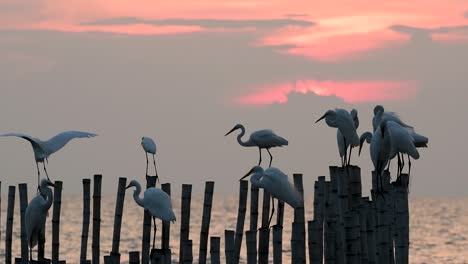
335, 110, 359, 146
144, 188, 176, 222
0, 132, 45, 153
251, 129, 288, 147
44, 131, 97, 155
387, 121, 419, 159
337, 130, 346, 158
142, 137, 157, 154
383, 112, 414, 129
264, 168, 302, 208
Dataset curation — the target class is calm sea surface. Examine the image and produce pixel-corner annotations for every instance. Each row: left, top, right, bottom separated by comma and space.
1, 195, 467, 264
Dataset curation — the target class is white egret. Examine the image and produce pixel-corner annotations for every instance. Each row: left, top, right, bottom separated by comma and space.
316, 108, 359, 166
141, 137, 158, 179
337, 109, 359, 166
372, 105, 413, 132
126, 179, 176, 249
25, 178, 56, 262
0, 131, 97, 186
225, 124, 288, 167
240, 166, 302, 228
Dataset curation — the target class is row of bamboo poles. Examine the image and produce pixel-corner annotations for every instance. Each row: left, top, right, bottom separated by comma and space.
0, 165, 409, 264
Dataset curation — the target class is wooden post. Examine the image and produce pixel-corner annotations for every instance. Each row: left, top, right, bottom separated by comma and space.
18, 183, 29, 262
80, 179, 91, 264
233, 180, 248, 264
129, 252, 140, 264
92, 174, 102, 264
210, 237, 220, 264
161, 183, 172, 264
183, 240, 193, 264
324, 218, 336, 264
373, 171, 390, 264
272, 225, 282, 264
258, 189, 270, 264
5, 186, 15, 264
344, 210, 361, 264
308, 220, 322, 264
198, 181, 214, 264
179, 184, 192, 264
245, 231, 257, 264
292, 174, 306, 264
348, 166, 362, 209
313, 176, 326, 262
394, 174, 409, 264
224, 230, 235, 264
110, 177, 127, 260
329, 167, 346, 264
52, 181, 64, 263
142, 176, 157, 264
359, 197, 370, 264
366, 200, 377, 264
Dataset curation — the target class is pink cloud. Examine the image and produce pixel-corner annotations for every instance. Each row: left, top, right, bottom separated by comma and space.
235, 80, 419, 105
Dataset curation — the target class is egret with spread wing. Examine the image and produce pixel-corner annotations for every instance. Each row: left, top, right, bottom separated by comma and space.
225, 124, 288, 167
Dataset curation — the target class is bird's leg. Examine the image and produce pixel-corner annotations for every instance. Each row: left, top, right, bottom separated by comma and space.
407, 154, 412, 177
266, 148, 273, 168
400, 154, 405, 177
341, 157, 345, 167
397, 153, 402, 179
258, 148, 262, 166
348, 146, 353, 166
29, 244, 32, 262
152, 216, 157, 249
43, 162, 50, 181
145, 153, 149, 176
153, 154, 159, 184
343, 137, 347, 167
267, 197, 275, 229
36, 162, 41, 192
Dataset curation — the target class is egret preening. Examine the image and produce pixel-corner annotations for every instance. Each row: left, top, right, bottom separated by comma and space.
240, 166, 302, 228
316, 109, 360, 166
25, 179, 56, 262
225, 124, 288, 167
126, 179, 176, 250
141, 137, 158, 179
0, 131, 97, 187
372, 105, 413, 132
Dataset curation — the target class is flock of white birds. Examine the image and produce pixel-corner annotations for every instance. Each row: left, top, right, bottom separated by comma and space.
0, 104, 428, 261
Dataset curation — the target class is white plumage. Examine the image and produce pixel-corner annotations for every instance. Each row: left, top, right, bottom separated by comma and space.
0, 131, 97, 186
25, 179, 56, 262
241, 166, 302, 227
225, 124, 288, 167
126, 179, 176, 249
337, 108, 359, 166
141, 136, 158, 178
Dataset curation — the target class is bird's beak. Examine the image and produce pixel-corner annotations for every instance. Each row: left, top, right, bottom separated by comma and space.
315, 113, 328, 123
240, 168, 254, 181
224, 127, 237, 136
125, 184, 131, 190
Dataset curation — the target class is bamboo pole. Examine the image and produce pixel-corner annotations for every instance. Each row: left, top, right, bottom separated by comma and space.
18, 183, 29, 262
52, 181, 64, 263
198, 181, 214, 264
313, 176, 326, 262
129, 252, 140, 264
394, 174, 409, 264
142, 176, 157, 264
179, 184, 192, 264
183, 240, 193, 264
258, 189, 270, 264
324, 218, 336, 264
161, 183, 172, 264
110, 177, 127, 261
359, 197, 369, 264
233, 180, 248, 264
245, 231, 257, 264
330, 167, 346, 264
308, 220, 322, 264
80, 179, 91, 264
348, 166, 362, 209
373, 171, 390, 264
92, 174, 103, 264
5, 186, 15, 264
344, 210, 361, 264
224, 230, 235, 264
210, 237, 220, 264
366, 200, 377, 264
293, 173, 306, 264
272, 225, 282, 264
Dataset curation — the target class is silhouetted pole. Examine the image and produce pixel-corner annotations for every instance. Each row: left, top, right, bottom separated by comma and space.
179, 184, 192, 264
366, 200, 377, 264
183, 240, 193, 264
18, 183, 29, 262
210, 237, 220, 264
373, 171, 390, 264
198, 181, 214, 264
272, 225, 283, 264
330, 167, 346, 264
92, 174, 103, 264
308, 220, 321, 264
129, 252, 140, 264
142, 176, 157, 264
324, 218, 337, 263
394, 174, 409, 264
245, 231, 257, 264
233, 180, 248, 264
291, 173, 306, 264
52, 181, 64, 263
109, 177, 127, 263
80, 179, 91, 264
359, 197, 369, 264
247, 185, 259, 264
5, 186, 15, 264
258, 190, 270, 264
161, 183, 172, 263
224, 230, 235, 264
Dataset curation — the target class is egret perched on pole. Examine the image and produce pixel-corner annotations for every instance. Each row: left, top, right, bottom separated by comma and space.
0, 131, 97, 187
359, 130, 391, 192
126, 179, 176, 250
372, 105, 413, 132
225, 124, 288, 167
240, 166, 302, 228
25, 178, 57, 262
337, 109, 359, 166
141, 137, 158, 180
316, 109, 360, 166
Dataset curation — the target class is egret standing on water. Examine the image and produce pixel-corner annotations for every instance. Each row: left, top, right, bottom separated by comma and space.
241, 166, 302, 228
225, 124, 288, 167
126, 179, 176, 250
25, 178, 56, 262
316, 109, 360, 166
0, 131, 97, 187
141, 137, 158, 179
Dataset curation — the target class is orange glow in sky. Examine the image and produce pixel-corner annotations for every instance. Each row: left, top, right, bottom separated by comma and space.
235, 80, 419, 105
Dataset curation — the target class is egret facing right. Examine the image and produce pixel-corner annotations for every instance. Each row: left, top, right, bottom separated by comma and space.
25, 178, 56, 262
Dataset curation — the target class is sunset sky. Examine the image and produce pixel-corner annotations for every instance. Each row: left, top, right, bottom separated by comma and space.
0, 0, 467, 196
